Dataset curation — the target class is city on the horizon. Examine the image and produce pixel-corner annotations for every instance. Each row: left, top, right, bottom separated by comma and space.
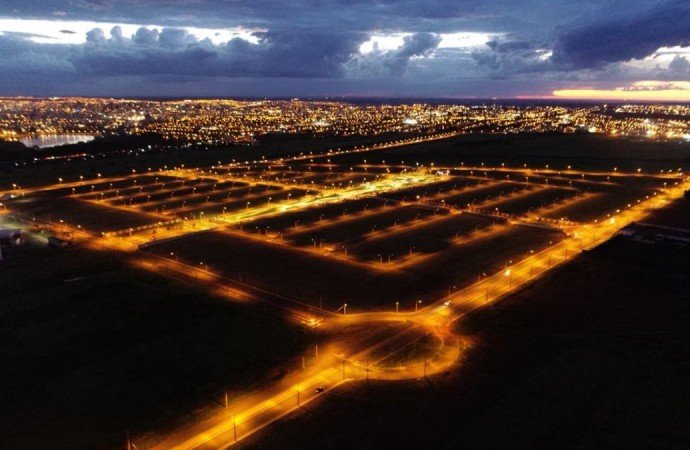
3, 97, 690, 148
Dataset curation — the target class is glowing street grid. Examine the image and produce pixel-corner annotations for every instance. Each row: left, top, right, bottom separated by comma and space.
2, 138, 688, 449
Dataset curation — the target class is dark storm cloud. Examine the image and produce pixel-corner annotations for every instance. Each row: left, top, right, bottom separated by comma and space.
0, 34, 75, 95
552, 1, 690, 69
0, 0, 623, 38
1, 0, 690, 97
0, 0, 482, 31
68, 26, 366, 78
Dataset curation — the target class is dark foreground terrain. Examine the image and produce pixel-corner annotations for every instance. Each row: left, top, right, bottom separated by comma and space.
0, 131, 412, 189
245, 198, 690, 450
0, 243, 307, 449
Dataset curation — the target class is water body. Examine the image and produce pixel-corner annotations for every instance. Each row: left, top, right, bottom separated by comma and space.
20, 134, 96, 149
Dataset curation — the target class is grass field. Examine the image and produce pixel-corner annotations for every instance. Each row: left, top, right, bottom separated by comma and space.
5, 195, 160, 232
286, 204, 441, 246
540, 186, 657, 222
349, 213, 498, 261
637, 197, 690, 229
487, 187, 577, 215
0, 244, 307, 449
147, 223, 562, 309
320, 133, 690, 172
1, 131, 416, 190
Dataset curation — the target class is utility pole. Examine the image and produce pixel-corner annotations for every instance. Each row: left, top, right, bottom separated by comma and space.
225, 389, 229, 409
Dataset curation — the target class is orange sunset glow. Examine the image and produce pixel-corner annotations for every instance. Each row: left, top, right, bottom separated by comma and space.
553, 81, 690, 102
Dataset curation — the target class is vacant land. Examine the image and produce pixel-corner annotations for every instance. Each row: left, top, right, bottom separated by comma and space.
349, 213, 498, 261
287, 204, 440, 246
322, 133, 690, 172
540, 185, 657, 223
244, 200, 690, 450
5, 195, 161, 233
0, 243, 307, 449
147, 224, 561, 309
0, 132, 415, 190
644, 196, 690, 229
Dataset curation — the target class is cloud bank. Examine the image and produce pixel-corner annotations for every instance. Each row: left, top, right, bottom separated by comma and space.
0, 0, 689, 97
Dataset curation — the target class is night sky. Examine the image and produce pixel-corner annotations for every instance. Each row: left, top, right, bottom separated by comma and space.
1, 1, 690, 99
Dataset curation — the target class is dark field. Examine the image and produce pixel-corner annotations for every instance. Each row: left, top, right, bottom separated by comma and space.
320, 133, 690, 172
146, 224, 562, 309
5, 195, 160, 232
349, 213, 499, 261
486, 186, 577, 215
0, 245, 307, 449
540, 186, 656, 222
244, 201, 690, 450
437, 180, 520, 206
644, 197, 690, 229
286, 204, 441, 246
0, 132, 415, 190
